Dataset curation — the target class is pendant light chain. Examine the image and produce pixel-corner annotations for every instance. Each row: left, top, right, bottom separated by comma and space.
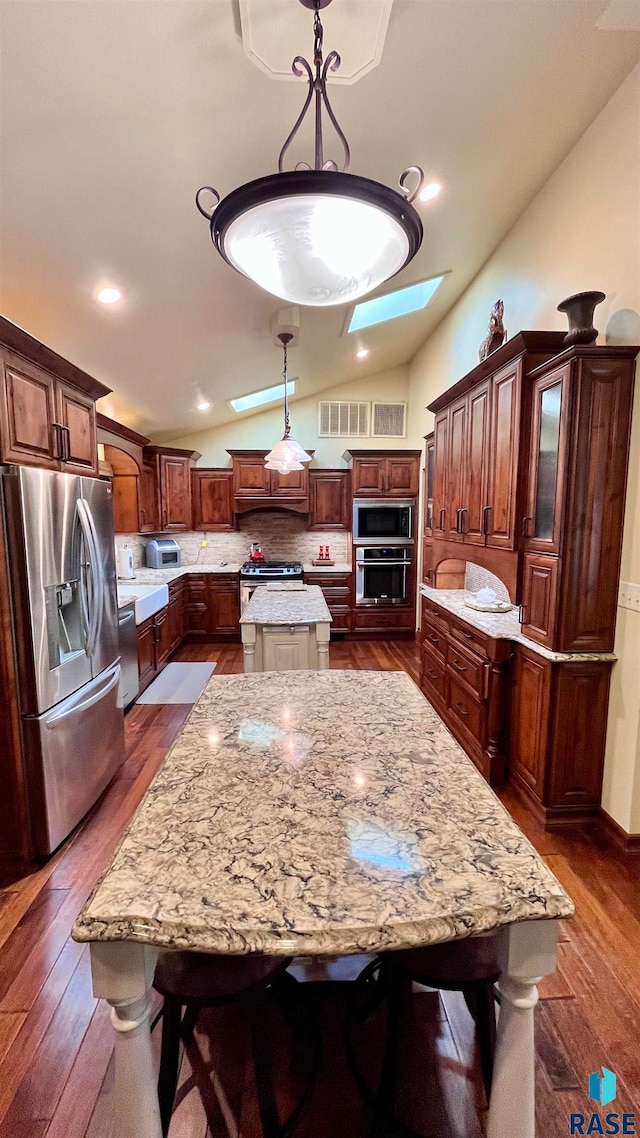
282, 336, 291, 440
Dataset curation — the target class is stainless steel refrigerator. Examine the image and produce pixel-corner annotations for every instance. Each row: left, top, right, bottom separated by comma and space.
1, 466, 125, 855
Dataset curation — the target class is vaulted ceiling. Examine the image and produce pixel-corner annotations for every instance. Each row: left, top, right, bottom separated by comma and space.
1, 0, 638, 440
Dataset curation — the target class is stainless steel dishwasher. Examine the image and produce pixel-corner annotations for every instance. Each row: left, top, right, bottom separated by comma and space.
118, 602, 139, 708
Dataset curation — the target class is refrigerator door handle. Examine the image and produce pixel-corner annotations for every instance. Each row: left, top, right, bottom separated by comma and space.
45, 665, 120, 726
85, 500, 105, 651
76, 499, 102, 655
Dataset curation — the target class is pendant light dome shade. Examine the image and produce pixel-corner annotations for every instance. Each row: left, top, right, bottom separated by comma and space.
196, 0, 426, 307
207, 172, 422, 307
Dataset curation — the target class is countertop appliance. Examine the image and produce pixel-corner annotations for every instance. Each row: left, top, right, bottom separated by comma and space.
118, 600, 139, 708
117, 544, 135, 579
355, 546, 412, 605
240, 560, 303, 611
353, 499, 414, 545
0, 466, 124, 855
146, 537, 182, 568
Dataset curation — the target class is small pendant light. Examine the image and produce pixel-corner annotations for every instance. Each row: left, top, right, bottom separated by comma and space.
265, 333, 311, 475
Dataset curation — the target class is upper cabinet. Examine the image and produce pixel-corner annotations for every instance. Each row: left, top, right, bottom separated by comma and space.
428, 334, 638, 653
344, 450, 421, 498
107, 442, 199, 535
192, 469, 234, 531
0, 324, 107, 478
228, 450, 312, 515
428, 333, 566, 557
308, 469, 350, 529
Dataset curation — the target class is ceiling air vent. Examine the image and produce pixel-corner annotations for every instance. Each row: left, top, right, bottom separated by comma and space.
372, 402, 407, 438
318, 401, 370, 438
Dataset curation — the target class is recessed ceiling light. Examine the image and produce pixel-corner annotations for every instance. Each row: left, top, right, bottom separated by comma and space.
197, 401, 211, 412
348, 275, 445, 333
419, 182, 441, 203
96, 286, 122, 304
356, 348, 369, 359
229, 379, 297, 414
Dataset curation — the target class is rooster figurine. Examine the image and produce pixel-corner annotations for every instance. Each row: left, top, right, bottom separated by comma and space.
479, 299, 506, 362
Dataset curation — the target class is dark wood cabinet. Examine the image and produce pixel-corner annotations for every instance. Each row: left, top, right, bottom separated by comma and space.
154, 605, 171, 670
0, 344, 104, 477
484, 359, 521, 550
521, 553, 559, 649
138, 461, 160, 532
209, 577, 240, 635
308, 470, 350, 529
168, 579, 186, 654
510, 644, 613, 824
136, 617, 157, 689
419, 597, 509, 785
432, 411, 448, 536
158, 453, 192, 531
464, 381, 490, 545
345, 450, 421, 498
228, 450, 312, 515
304, 571, 353, 634
186, 575, 211, 635
445, 397, 467, 542
192, 469, 234, 531
423, 433, 434, 539
57, 382, 99, 475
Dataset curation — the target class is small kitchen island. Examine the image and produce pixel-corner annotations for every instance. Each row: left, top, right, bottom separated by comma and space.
240, 583, 332, 672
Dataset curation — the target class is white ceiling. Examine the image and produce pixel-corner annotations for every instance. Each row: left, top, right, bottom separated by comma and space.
0, 1, 638, 441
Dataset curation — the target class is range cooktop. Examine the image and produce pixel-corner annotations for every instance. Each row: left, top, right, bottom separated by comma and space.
240, 560, 303, 577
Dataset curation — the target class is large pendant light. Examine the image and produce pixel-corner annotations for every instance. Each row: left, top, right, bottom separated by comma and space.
265, 332, 311, 475
196, 0, 425, 308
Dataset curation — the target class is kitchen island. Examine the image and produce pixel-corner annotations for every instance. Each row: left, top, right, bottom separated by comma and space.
240, 583, 332, 672
73, 669, 572, 1138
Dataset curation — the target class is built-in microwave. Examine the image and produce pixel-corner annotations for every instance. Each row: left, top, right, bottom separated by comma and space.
352, 499, 414, 545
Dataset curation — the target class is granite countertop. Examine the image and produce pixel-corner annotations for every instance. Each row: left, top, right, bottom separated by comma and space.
117, 594, 137, 610
72, 670, 573, 956
121, 564, 242, 585
419, 584, 617, 663
240, 584, 332, 626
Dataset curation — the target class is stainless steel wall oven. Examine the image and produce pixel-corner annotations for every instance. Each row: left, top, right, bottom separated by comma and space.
355, 547, 412, 606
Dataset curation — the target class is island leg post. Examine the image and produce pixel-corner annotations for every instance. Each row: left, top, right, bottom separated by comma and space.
90, 941, 162, 1138
486, 919, 559, 1138
317, 621, 330, 670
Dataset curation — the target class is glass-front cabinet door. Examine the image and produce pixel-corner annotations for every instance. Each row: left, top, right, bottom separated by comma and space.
524, 363, 570, 555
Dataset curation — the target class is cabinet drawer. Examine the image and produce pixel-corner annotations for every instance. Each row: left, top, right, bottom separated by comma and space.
422, 619, 446, 661
305, 573, 351, 589
420, 646, 446, 702
448, 675, 484, 741
328, 604, 351, 632
448, 614, 489, 658
421, 596, 449, 634
168, 578, 185, 599
319, 585, 351, 601
354, 608, 414, 630
446, 640, 488, 700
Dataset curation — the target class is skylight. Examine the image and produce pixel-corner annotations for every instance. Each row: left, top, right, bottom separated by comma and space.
348, 276, 445, 333
229, 380, 296, 414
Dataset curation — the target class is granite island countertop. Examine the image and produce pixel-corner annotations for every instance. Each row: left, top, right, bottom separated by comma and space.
240, 584, 332, 626
419, 584, 617, 663
72, 670, 573, 956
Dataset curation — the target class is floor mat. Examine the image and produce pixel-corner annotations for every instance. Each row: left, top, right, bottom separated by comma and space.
136, 661, 216, 705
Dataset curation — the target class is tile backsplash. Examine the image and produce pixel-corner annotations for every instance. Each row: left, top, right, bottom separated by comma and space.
115, 512, 349, 569
464, 562, 510, 601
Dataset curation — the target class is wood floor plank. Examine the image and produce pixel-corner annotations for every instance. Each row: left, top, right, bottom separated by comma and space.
0, 950, 97, 1133
0, 1012, 26, 1066
43, 1002, 113, 1138
0, 889, 67, 1005
0, 942, 87, 1125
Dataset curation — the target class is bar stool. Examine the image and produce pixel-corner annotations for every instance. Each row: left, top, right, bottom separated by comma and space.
152, 951, 306, 1137
392, 936, 500, 1101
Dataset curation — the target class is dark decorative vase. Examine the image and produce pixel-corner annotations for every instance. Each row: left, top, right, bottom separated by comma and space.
557, 290, 605, 346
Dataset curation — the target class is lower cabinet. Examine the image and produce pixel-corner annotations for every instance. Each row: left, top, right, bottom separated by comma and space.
168, 579, 186, 654
419, 597, 510, 785
263, 626, 311, 671
186, 574, 240, 637
136, 604, 174, 693
303, 572, 352, 635
510, 644, 613, 824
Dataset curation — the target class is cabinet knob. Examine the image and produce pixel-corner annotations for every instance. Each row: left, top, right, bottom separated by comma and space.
518, 604, 527, 624
439, 508, 446, 531
52, 422, 64, 461
482, 505, 492, 536
522, 515, 532, 538
457, 507, 467, 535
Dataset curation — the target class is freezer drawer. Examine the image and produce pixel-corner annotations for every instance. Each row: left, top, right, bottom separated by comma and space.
22, 661, 125, 855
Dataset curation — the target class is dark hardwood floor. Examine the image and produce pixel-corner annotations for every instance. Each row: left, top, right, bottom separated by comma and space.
0, 638, 639, 1137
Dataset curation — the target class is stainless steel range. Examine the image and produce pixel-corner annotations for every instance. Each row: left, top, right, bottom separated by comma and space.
239, 560, 304, 611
